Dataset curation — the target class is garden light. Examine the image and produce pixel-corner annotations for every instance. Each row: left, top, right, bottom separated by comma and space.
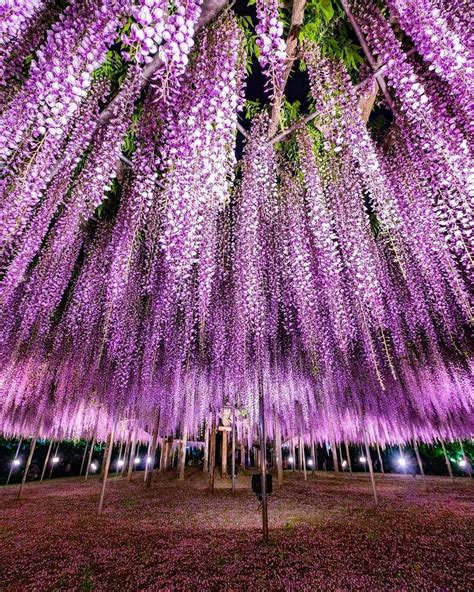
288, 456, 294, 464
134, 457, 141, 464
398, 457, 407, 467
459, 459, 467, 468
117, 459, 124, 467
307, 459, 313, 467
342, 460, 348, 468
13, 458, 21, 466
51, 456, 60, 464
359, 456, 366, 463
90, 463, 97, 471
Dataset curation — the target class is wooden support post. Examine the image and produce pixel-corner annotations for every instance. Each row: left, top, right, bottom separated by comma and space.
116, 440, 124, 474
48, 441, 60, 479
311, 442, 316, 474
275, 416, 283, 485
159, 439, 168, 473
121, 438, 130, 477
101, 438, 111, 482
459, 440, 471, 478
127, 431, 137, 481
240, 435, 246, 470
231, 407, 236, 493
440, 440, 454, 483
291, 440, 295, 472
331, 441, 339, 475
6, 437, 23, 486
203, 421, 210, 472
301, 438, 307, 481
98, 426, 115, 515
221, 430, 228, 479
179, 427, 187, 481
376, 443, 385, 476
364, 436, 378, 505
345, 441, 353, 477
40, 440, 53, 482
17, 429, 40, 500
208, 417, 217, 493
144, 439, 151, 482
338, 443, 344, 473
84, 437, 95, 481
258, 371, 269, 541
413, 440, 426, 489
79, 442, 89, 476
146, 425, 159, 488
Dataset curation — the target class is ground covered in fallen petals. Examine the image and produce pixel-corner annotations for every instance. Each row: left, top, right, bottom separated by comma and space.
1, 470, 472, 591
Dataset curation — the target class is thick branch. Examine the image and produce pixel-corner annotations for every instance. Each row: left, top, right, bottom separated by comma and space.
267, 0, 307, 138
100, 0, 230, 125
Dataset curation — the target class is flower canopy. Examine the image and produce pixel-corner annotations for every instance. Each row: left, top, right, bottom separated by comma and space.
0, 0, 472, 445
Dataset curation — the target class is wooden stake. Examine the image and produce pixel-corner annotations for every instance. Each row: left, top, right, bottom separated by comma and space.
440, 440, 454, 483
208, 417, 217, 493
376, 443, 385, 476
221, 429, 228, 479
146, 424, 159, 488
84, 437, 95, 481
345, 441, 353, 477
17, 427, 41, 500
301, 437, 307, 481
231, 406, 236, 493
413, 440, 427, 489
144, 439, 151, 482
179, 427, 187, 481
364, 436, 378, 505
331, 441, 339, 475
275, 415, 283, 485
98, 426, 115, 515
203, 420, 210, 472
40, 440, 53, 482
127, 430, 137, 481
48, 442, 60, 479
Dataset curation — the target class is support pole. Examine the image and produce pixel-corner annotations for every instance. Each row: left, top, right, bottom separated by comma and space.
127, 430, 137, 481
413, 440, 427, 489
203, 420, 210, 472
275, 415, 283, 485
121, 438, 130, 477
208, 416, 217, 493
179, 427, 187, 481
338, 443, 344, 473
231, 406, 236, 493
146, 425, 159, 488
301, 437, 307, 481
48, 441, 60, 479
291, 439, 295, 472
221, 429, 228, 479
331, 441, 339, 475
311, 442, 316, 474
364, 436, 378, 505
440, 440, 454, 483
98, 426, 115, 515
79, 442, 89, 476
258, 371, 269, 541
376, 443, 385, 476
144, 439, 152, 482
40, 440, 54, 482
116, 440, 124, 475
459, 440, 471, 478
17, 429, 40, 500
84, 437, 95, 481
345, 441, 353, 477
6, 437, 23, 486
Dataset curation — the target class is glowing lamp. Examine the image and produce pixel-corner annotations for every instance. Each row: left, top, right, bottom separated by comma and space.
90, 462, 97, 471
398, 457, 407, 467
13, 458, 21, 466
342, 460, 348, 468
52, 456, 60, 463
307, 459, 313, 467
288, 456, 294, 464
134, 457, 141, 464
117, 459, 124, 467
359, 456, 366, 463
459, 459, 467, 468
146, 456, 152, 464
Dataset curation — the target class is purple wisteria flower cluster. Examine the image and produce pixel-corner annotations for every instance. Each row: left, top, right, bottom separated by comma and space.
0, 1, 472, 450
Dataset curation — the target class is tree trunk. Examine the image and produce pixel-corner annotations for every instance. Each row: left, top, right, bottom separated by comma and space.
127, 431, 137, 481
301, 437, 307, 481
440, 440, 454, 483
221, 430, 228, 479
345, 441, 353, 476
376, 443, 385, 476
311, 442, 316, 474
79, 442, 89, 476
146, 423, 159, 489
17, 431, 40, 499
413, 440, 426, 489
331, 441, 339, 475
84, 437, 96, 481
203, 421, 210, 472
